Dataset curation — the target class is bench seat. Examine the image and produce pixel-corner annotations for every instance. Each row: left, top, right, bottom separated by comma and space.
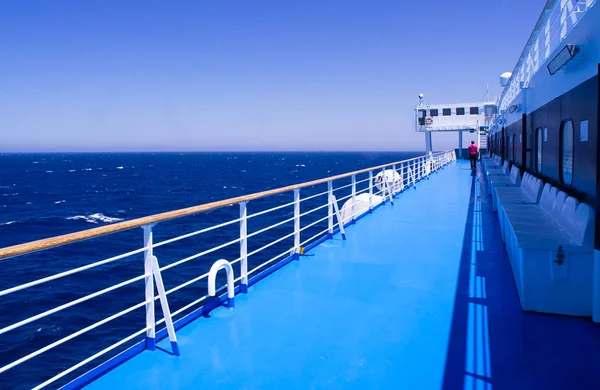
500, 187, 596, 318
493, 173, 542, 212
488, 165, 521, 197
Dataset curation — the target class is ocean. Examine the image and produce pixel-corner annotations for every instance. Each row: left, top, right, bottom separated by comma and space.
0, 151, 421, 389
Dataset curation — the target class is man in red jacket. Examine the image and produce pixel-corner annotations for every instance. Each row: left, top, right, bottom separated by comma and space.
468, 141, 478, 170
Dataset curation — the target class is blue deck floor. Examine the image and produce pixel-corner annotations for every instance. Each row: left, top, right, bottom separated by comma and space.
84, 161, 600, 390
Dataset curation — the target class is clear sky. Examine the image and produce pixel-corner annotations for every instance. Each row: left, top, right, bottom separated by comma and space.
1, 0, 545, 152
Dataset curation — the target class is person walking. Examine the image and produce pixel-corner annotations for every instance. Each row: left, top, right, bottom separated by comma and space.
468, 141, 478, 170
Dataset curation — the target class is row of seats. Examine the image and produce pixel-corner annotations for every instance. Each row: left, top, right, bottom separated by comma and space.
482, 154, 598, 320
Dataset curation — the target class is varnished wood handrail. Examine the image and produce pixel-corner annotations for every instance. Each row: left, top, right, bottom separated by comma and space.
0, 151, 451, 260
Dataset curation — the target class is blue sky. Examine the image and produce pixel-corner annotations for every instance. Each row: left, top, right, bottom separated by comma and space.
1, 0, 545, 152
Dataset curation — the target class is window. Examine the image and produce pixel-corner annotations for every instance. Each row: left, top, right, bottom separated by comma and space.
560, 120, 574, 185
429, 109, 438, 117
536, 127, 543, 172
442, 108, 451, 116
456, 107, 465, 115
418, 109, 426, 125
470, 106, 479, 115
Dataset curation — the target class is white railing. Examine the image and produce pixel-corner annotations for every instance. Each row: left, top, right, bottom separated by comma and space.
498, 0, 595, 112
0, 150, 456, 389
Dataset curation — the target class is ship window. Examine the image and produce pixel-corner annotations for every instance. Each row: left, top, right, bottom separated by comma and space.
470, 107, 479, 115
456, 107, 465, 115
536, 127, 543, 172
429, 109, 438, 117
442, 108, 451, 116
560, 119, 574, 186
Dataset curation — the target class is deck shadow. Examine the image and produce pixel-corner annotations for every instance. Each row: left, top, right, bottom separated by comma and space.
442, 163, 600, 390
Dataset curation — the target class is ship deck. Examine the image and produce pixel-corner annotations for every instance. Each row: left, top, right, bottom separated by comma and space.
83, 161, 600, 390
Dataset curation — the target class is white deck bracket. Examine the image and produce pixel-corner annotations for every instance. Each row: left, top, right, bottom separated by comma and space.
329, 194, 347, 240
208, 259, 235, 308
150, 254, 180, 356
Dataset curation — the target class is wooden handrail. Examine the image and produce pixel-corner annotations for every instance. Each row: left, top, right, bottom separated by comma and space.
0, 151, 450, 260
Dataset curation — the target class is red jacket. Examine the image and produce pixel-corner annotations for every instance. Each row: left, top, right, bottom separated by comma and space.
468, 144, 478, 155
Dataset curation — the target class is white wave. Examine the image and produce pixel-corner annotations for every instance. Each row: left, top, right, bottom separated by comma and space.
54, 200, 66, 204
33, 161, 39, 164
68, 170, 76, 172
46, 170, 53, 173
1, 221, 17, 226
66, 213, 124, 224
116, 166, 124, 169
26, 202, 32, 205
85, 168, 92, 171
296, 164, 306, 167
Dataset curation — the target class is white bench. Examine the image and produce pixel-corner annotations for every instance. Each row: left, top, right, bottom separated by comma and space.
500, 188, 595, 317
483, 155, 502, 171
488, 165, 521, 197
493, 172, 542, 212
486, 161, 509, 179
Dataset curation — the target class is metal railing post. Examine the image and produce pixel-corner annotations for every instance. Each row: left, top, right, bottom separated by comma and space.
293, 189, 300, 260
368, 171, 373, 213
239, 202, 248, 293
351, 175, 356, 223
327, 181, 333, 237
142, 225, 155, 351
391, 165, 396, 196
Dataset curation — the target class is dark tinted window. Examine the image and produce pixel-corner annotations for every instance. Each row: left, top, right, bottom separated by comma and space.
560, 120, 574, 185
536, 127, 543, 172
429, 109, 438, 116
442, 108, 451, 116
470, 107, 479, 115
456, 107, 465, 115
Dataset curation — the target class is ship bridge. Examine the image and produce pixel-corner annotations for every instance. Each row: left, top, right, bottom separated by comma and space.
415, 99, 497, 157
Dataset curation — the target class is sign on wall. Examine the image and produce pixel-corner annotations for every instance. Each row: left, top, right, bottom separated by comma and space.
580, 120, 588, 142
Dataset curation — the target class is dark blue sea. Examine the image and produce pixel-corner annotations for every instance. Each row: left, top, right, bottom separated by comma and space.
0, 152, 421, 389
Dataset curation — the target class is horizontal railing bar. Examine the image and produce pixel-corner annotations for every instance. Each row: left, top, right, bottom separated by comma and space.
298, 202, 329, 218
332, 182, 353, 192
298, 189, 329, 203
0, 246, 147, 297
247, 247, 293, 277
355, 176, 371, 185
159, 236, 242, 272
246, 215, 296, 239
152, 216, 243, 249
0, 300, 148, 374
165, 271, 210, 296
299, 215, 329, 233
0, 152, 448, 260
32, 327, 148, 390
300, 227, 330, 248
246, 199, 295, 220
0, 273, 147, 336
163, 295, 209, 322
246, 231, 295, 258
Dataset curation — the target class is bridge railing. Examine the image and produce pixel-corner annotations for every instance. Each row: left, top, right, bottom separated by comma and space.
0, 150, 455, 389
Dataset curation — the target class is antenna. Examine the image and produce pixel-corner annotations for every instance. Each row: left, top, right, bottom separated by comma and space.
418, 93, 424, 106
486, 82, 490, 101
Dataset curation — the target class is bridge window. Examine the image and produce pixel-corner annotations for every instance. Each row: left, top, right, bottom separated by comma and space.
536, 127, 543, 172
456, 107, 465, 115
560, 120, 574, 186
429, 109, 438, 116
442, 108, 451, 116
470, 107, 479, 115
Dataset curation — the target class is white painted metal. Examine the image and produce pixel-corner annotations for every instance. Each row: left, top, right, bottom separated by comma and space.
143, 225, 155, 345
294, 189, 300, 255
240, 202, 248, 288
329, 194, 347, 239
328, 180, 333, 235
208, 259, 235, 299
351, 175, 357, 221
150, 255, 178, 349
368, 171, 373, 212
